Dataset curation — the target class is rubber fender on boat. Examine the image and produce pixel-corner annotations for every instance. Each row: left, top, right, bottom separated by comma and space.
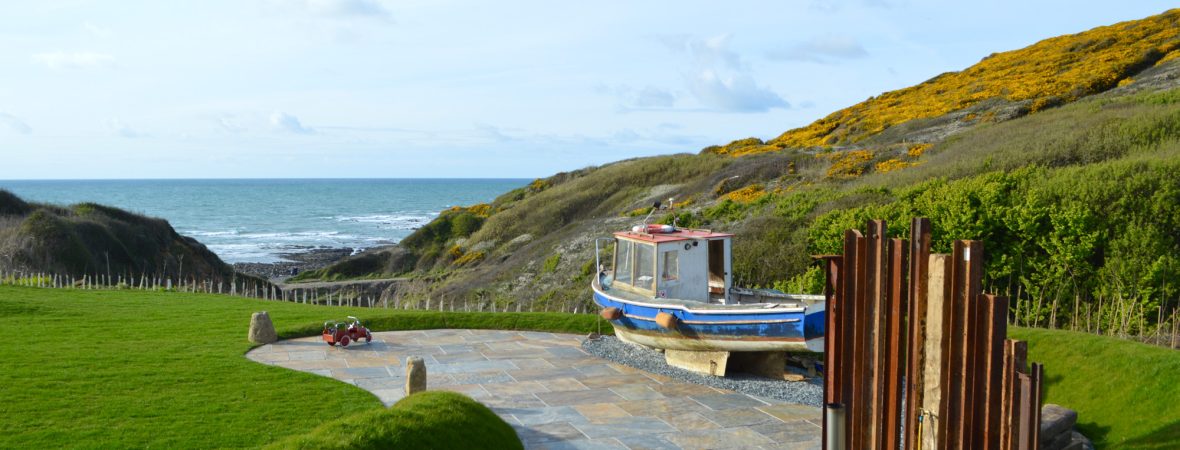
601, 307, 622, 320
656, 311, 678, 330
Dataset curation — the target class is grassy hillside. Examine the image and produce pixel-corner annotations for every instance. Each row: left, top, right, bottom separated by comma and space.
295, 11, 1180, 337
708, 8, 1180, 153
0, 190, 236, 282
0, 285, 602, 448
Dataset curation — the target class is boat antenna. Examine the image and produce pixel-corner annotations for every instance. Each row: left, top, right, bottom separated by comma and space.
667, 197, 678, 229
641, 200, 661, 227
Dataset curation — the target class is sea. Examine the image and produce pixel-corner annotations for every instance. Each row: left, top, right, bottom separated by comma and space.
0, 179, 528, 264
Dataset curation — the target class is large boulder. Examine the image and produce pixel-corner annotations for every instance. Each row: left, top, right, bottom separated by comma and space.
248, 311, 277, 344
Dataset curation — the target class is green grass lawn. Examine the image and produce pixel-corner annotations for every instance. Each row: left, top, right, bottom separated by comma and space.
3, 285, 1174, 449
1011, 328, 1180, 449
0, 285, 606, 449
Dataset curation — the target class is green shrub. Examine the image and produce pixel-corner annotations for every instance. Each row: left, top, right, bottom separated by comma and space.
541, 253, 561, 274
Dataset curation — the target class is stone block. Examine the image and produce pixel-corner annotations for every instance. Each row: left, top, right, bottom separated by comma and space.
405, 356, 427, 395
1041, 403, 1079, 447
665, 349, 729, 376
248, 311, 277, 344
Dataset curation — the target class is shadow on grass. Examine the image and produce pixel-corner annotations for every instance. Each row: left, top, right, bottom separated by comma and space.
1076, 421, 1110, 449
1115, 419, 1180, 450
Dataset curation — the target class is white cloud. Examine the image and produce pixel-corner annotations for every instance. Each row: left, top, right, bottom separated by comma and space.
689, 34, 743, 71
269, 0, 391, 20
107, 119, 139, 138
658, 33, 743, 70
218, 115, 245, 133
767, 35, 869, 63
83, 22, 112, 38
270, 112, 315, 134
689, 70, 788, 113
32, 52, 115, 70
595, 84, 677, 110
0, 113, 32, 134
635, 87, 676, 108
658, 34, 788, 113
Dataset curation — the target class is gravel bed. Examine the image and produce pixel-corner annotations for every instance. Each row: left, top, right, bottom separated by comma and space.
582, 335, 823, 407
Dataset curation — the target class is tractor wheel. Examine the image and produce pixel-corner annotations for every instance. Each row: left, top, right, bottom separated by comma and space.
339, 335, 350, 347
326, 341, 335, 347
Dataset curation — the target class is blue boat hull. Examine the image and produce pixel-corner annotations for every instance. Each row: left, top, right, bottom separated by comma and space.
592, 282, 825, 353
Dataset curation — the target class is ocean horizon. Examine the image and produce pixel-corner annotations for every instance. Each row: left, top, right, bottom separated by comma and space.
0, 178, 529, 264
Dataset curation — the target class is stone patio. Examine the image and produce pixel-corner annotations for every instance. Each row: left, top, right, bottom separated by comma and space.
246, 329, 821, 449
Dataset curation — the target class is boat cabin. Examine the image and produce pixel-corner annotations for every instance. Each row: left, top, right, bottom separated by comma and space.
609, 227, 734, 304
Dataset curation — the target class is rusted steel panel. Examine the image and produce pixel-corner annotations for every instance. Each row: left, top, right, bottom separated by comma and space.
966, 291, 987, 449
944, 240, 983, 450
1031, 363, 1044, 449
883, 238, 907, 450
980, 295, 1009, 450
825, 219, 1036, 450
1012, 341, 1029, 450
942, 241, 966, 450
963, 241, 985, 449
866, 220, 887, 449
820, 254, 842, 450
843, 229, 865, 449
822, 255, 842, 405
905, 219, 931, 450
852, 230, 871, 449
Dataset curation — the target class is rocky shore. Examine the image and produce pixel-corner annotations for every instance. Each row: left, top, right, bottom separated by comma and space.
232, 247, 354, 281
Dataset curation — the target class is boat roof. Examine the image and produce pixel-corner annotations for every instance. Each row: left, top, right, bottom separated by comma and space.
614, 228, 733, 244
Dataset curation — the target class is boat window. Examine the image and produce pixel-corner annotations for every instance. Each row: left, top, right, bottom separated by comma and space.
662, 251, 678, 281
614, 240, 632, 285
635, 242, 655, 290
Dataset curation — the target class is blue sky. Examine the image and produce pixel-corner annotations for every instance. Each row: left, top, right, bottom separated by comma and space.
0, 1, 1173, 179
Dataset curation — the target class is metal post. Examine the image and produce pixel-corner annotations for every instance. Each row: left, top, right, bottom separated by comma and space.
825, 403, 846, 450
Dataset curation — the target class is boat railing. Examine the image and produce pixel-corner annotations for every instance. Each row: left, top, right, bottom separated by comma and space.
729, 287, 824, 306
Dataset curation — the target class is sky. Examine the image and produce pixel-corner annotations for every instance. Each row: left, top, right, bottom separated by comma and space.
0, 1, 1174, 179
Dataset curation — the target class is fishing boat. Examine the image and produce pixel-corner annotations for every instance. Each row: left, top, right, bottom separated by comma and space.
591, 220, 825, 375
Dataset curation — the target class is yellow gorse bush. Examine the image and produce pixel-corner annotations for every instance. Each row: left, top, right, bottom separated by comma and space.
1155, 49, 1180, 66
875, 158, 918, 174
467, 203, 492, 218
453, 251, 485, 266
715, 9, 1180, 154
722, 184, 768, 204
908, 143, 932, 157
447, 203, 492, 218
825, 150, 874, 179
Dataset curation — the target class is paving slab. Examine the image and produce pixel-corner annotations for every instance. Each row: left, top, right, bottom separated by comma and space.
247, 329, 820, 449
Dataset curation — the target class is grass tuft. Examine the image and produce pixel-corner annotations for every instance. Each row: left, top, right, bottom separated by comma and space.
264, 391, 522, 450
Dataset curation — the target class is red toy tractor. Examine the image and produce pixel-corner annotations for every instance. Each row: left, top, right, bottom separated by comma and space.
322, 316, 373, 347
